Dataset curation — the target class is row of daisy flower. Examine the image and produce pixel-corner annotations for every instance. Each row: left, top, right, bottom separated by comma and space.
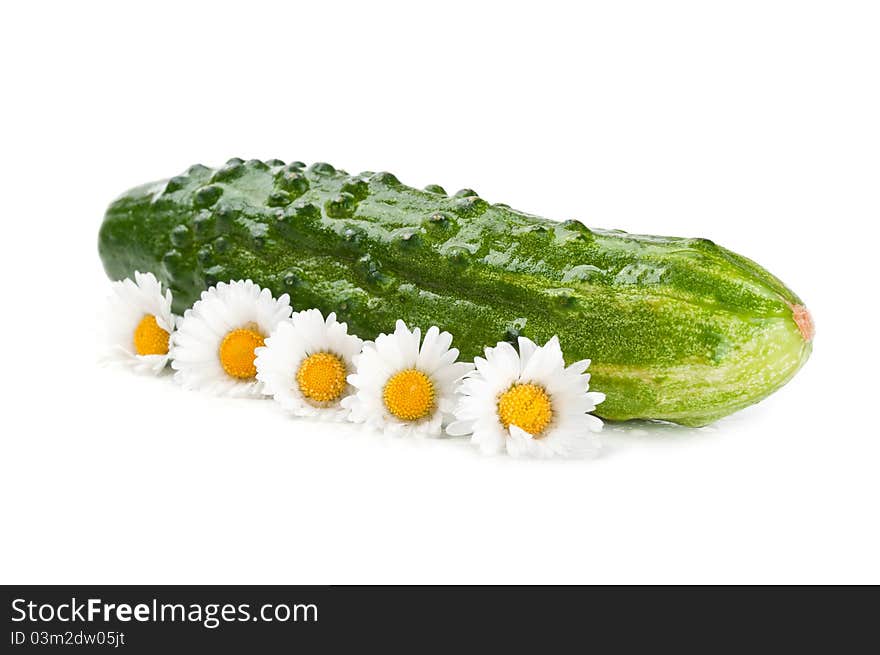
104, 272, 606, 458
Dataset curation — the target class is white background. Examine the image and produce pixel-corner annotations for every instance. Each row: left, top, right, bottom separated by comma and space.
1, 1, 878, 584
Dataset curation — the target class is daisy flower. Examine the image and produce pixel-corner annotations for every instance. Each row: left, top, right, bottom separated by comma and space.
101, 271, 175, 374
254, 309, 364, 419
170, 280, 291, 396
447, 336, 605, 458
341, 320, 473, 437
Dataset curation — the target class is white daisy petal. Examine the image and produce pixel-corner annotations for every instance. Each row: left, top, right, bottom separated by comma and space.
417, 326, 455, 373
544, 422, 603, 457
170, 280, 291, 396
587, 391, 606, 406
432, 360, 474, 387
416, 325, 439, 369
394, 320, 420, 363
445, 420, 474, 437
517, 337, 539, 371
488, 341, 520, 379
582, 412, 605, 433
566, 358, 592, 376
474, 426, 506, 455
521, 336, 564, 381
100, 271, 176, 375
506, 426, 539, 458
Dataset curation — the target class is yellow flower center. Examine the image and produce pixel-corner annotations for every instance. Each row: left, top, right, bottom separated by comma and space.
133, 314, 170, 356
296, 352, 348, 403
497, 383, 553, 437
218, 326, 265, 380
383, 368, 435, 421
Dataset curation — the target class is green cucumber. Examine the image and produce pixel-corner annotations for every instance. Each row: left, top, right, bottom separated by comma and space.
98, 158, 813, 426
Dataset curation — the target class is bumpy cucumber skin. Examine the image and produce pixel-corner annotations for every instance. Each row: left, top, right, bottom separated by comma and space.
98, 158, 812, 426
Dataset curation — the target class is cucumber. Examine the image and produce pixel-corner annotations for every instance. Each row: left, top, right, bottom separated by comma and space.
98, 158, 813, 426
